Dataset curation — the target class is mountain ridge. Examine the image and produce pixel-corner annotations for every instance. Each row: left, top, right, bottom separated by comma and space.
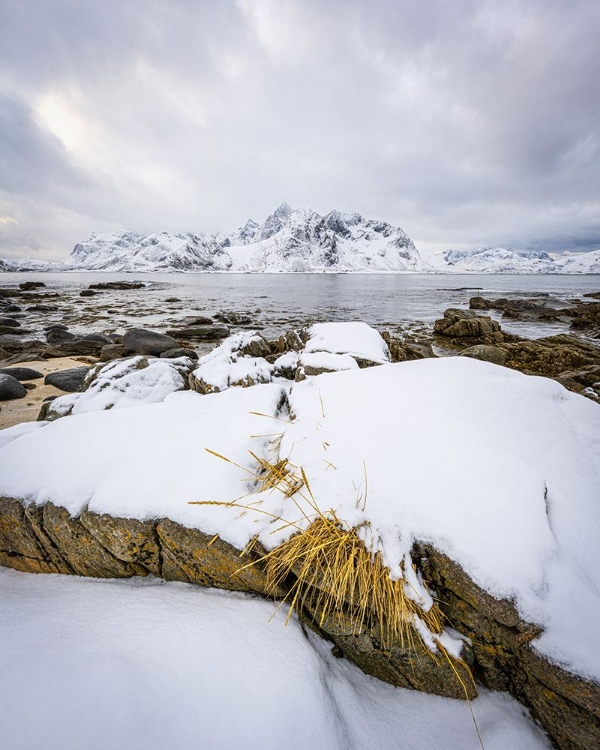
1, 204, 598, 273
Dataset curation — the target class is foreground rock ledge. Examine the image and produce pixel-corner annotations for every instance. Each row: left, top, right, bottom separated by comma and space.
1, 496, 598, 749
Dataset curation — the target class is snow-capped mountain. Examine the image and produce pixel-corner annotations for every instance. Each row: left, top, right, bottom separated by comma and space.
1, 204, 598, 273
438, 247, 556, 274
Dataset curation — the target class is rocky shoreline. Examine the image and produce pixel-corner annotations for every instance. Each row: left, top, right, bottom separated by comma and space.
1, 280, 599, 426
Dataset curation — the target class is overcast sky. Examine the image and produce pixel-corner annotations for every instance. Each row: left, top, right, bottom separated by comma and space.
0, 0, 599, 260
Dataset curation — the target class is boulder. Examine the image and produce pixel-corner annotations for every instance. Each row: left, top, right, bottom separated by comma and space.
122, 328, 179, 356
0, 367, 43, 381
99, 344, 126, 362
44, 366, 90, 392
459, 345, 507, 366
27, 304, 58, 312
46, 329, 75, 345
19, 281, 46, 290
0, 317, 20, 328
165, 324, 230, 340
433, 308, 502, 342
0, 373, 27, 400
214, 311, 253, 325
160, 347, 199, 360
79, 289, 98, 297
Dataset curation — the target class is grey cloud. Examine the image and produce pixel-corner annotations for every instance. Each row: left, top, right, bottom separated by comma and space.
0, 0, 598, 259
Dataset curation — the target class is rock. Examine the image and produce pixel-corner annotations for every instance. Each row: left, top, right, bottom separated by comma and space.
46, 329, 75, 345
214, 311, 253, 325
80, 333, 113, 344
185, 316, 214, 326
469, 296, 490, 310
459, 345, 507, 366
79, 289, 98, 297
277, 329, 304, 353
0, 317, 20, 328
2, 304, 21, 313
44, 339, 104, 357
37, 397, 57, 421
165, 324, 230, 340
160, 347, 199, 360
27, 304, 59, 312
0, 367, 43, 381
381, 332, 437, 362
19, 281, 46, 290
44, 323, 69, 332
88, 281, 144, 290
165, 297, 181, 303
433, 308, 502, 342
44, 366, 90, 392
501, 335, 600, 379
415, 541, 600, 750
99, 344, 126, 361
0, 373, 27, 400
237, 333, 272, 358
122, 328, 179, 356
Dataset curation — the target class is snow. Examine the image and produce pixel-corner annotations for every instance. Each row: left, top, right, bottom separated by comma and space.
298, 351, 359, 372
2, 205, 598, 273
48, 356, 192, 417
0, 567, 551, 750
191, 331, 274, 392
1, 358, 600, 680
305, 321, 390, 362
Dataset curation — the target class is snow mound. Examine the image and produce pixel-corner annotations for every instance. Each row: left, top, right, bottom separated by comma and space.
305, 321, 390, 363
1, 358, 599, 679
48, 356, 193, 418
0, 568, 551, 750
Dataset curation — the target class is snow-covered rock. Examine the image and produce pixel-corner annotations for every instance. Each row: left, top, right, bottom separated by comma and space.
440, 247, 556, 274
47, 356, 193, 418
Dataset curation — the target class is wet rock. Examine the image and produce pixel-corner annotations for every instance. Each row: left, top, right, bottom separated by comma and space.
2, 304, 21, 313
122, 328, 179, 356
459, 345, 507, 366
0, 317, 20, 328
433, 308, 503, 343
0, 374, 27, 400
214, 311, 253, 325
46, 329, 75, 345
44, 366, 90, 392
19, 281, 46, 290
79, 289, 98, 297
165, 297, 181, 303
37, 397, 57, 421
0, 367, 43, 381
469, 296, 490, 310
160, 347, 199, 360
99, 344, 126, 361
80, 333, 113, 344
27, 304, 59, 312
89, 281, 144, 290
44, 323, 69, 332
45, 339, 104, 357
165, 324, 229, 341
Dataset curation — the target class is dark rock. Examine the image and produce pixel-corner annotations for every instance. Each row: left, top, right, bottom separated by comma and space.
80, 333, 113, 344
3, 305, 21, 312
44, 366, 90, 392
0, 317, 20, 328
0, 367, 43, 381
37, 396, 57, 421
89, 281, 144, 290
99, 344, 126, 362
0, 326, 29, 336
28, 304, 59, 312
165, 325, 229, 340
79, 289, 98, 297
19, 281, 46, 290
46, 329, 75, 345
0, 373, 27, 400
122, 329, 179, 356
44, 323, 69, 332
459, 345, 507, 366
185, 316, 215, 326
214, 311, 253, 325
165, 297, 181, 303
45, 339, 104, 357
160, 347, 199, 360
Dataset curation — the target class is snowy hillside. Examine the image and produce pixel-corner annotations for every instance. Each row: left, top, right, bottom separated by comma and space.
1, 204, 598, 273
